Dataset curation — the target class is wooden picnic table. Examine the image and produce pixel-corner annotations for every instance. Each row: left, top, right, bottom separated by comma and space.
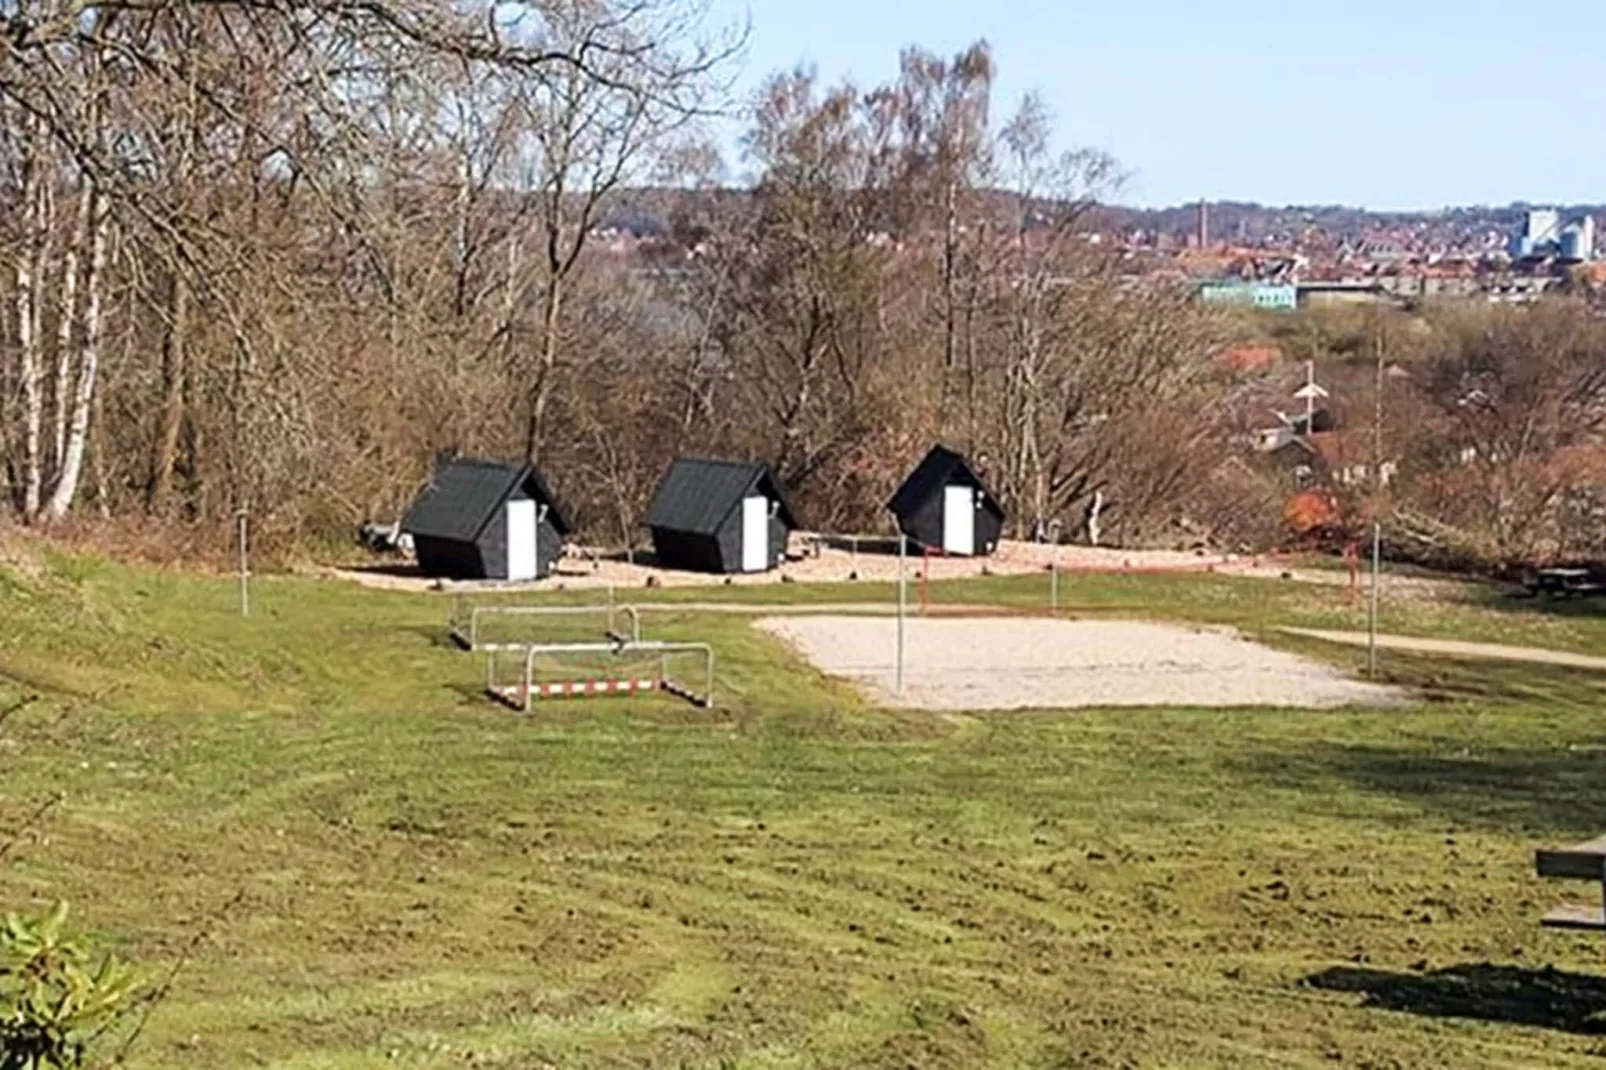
1525, 567, 1606, 599
1535, 835, 1606, 930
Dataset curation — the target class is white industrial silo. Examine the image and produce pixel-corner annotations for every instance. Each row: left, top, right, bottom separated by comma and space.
1561, 225, 1584, 262
1559, 217, 1595, 262
1527, 208, 1561, 246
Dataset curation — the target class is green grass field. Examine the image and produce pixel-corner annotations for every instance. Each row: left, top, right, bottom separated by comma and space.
5, 547, 1606, 1067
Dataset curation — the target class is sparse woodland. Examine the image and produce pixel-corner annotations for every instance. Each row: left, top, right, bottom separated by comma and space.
0, 0, 1600, 571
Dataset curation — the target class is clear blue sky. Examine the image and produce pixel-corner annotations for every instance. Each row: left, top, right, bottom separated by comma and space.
703, 0, 1606, 210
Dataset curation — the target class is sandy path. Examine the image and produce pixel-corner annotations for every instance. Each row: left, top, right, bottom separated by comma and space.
758, 615, 1399, 711
322, 538, 1434, 594
1282, 628, 1606, 672
614, 602, 1049, 616
318, 542, 1221, 592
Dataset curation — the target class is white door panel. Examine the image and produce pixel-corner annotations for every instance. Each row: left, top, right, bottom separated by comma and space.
942, 485, 974, 555
741, 495, 769, 572
506, 499, 538, 580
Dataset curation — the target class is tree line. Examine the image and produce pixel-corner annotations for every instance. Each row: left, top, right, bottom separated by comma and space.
0, 0, 1600, 571
1261, 300, 1606, 571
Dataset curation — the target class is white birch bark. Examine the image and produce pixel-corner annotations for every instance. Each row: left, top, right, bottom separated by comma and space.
15, 128, 45, 521
44, 190, 110, 521
51, 181, 92, 470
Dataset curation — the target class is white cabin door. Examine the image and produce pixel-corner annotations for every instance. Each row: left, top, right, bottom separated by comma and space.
741, 495, 769, 572
942, 485, 975, 555
506, 499, 538, 580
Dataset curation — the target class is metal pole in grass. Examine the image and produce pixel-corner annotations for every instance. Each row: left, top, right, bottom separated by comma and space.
1368, 520, 1382, 679
1367, 316, 1386, 681
236, 509, 250, 618
1047, 519, 1063, 613
895, 533, 906, 696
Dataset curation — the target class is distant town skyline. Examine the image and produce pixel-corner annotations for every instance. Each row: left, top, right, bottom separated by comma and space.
708, 0, 1606, 210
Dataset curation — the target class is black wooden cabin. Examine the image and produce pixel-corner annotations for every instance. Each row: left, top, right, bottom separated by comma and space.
647, 457, 799, 573
886, 445, 1004, 556
402, 457, 570, 580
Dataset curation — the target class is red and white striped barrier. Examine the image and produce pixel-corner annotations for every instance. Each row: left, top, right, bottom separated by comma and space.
484, 639, 714, 710
532, 677, 658, 699
488, 678, 659, 707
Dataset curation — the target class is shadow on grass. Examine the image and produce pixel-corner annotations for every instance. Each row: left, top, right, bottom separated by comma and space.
1460, 582, 1606, 625
1307, 962, 1606, 1034
1232, 656, 1606, 835
1240, 738, 1606, 836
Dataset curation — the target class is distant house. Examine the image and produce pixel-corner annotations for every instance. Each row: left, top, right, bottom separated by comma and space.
1264, 431, 1395, 489
1255, 407, 1337, 453
1303, 432, 1396, 488
402, 457, 570, 581
887, 445, 1005, 557
1296, 280, 1399, 308
647, 457, 799, 574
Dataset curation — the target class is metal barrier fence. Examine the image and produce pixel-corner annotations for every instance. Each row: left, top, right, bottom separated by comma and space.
450, 596, 641, 651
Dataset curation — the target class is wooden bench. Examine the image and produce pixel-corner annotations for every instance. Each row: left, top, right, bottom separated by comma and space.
1536, 835, 1606, 930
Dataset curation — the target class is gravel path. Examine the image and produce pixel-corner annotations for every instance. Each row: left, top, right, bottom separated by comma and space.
758, 616, 1399, 711
321, 538, 1406, 593
623, 602, 1029, 616
1283, 628, 1606, 671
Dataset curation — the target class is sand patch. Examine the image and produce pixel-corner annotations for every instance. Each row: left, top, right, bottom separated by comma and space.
757, 615, 1398, 710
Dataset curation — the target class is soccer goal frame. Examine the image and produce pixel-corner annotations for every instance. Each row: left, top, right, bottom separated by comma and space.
450, 600, 642, 651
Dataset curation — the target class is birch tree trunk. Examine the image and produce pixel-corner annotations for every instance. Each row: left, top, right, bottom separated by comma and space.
52, 182, 92, 472
939, 178, 957, 413
91, 383, 109, 518
524, 272, 563, 462
44, 191, 111, 521
15, 128, 46, 521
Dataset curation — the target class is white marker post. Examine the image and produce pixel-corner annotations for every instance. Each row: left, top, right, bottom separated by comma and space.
236, 510, 250, 618
1368, 520, 1382, 679
895, 533, 906, 696
1047, 519, 1063, 613
1368, 325, 1386, 681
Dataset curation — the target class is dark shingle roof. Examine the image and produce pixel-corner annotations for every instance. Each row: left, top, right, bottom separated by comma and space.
402, 457, 571, 542
887, 444, 1002, 519
647, 456, 799, 535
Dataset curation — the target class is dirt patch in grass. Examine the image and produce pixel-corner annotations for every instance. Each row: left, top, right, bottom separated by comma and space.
756, 615, 1401, 710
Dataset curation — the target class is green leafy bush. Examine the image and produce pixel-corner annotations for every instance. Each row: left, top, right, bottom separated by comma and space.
0, 903, 136, 1070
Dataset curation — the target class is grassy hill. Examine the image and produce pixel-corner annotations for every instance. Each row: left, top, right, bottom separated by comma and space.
3, 542, 1606, 1067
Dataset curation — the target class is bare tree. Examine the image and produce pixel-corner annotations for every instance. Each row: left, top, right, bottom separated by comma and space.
882, 44, 994, 415
707, 69, 894, 497
11, 117, 48, 520
1400, 301, 1606, 562
43, 188, 112, 520
515, 0, 734, 462
0, 0, 737, 536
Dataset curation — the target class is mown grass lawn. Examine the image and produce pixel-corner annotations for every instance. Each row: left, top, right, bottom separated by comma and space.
4, 549, 1606, 1067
